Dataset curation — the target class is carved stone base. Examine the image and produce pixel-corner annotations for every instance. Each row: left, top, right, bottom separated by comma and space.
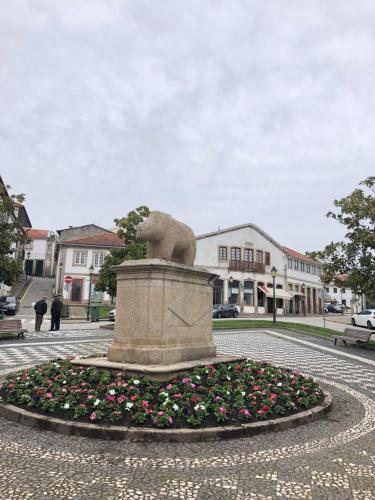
107, 259, 217, 365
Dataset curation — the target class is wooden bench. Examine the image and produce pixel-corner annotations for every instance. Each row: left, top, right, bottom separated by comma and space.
0, 319, 27, 340
334, 327, 372, 349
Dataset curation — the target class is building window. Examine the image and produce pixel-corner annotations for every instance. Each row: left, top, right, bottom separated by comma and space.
243, 248, 253, 261
218, 246, 228, 261
288, 283, 293, 291
333, 287, 337, 293
306, 263, 311, 273
93, 252, 105, 268
300, 262, 305, 272
288, 258, 293, 269
73, 251, 87, 266
294, 260, 298, 270
231, 247, 241, 261
244, 280, 254, 305
325, 287, 329, 292
341, 288, 346, 293
312, 265, 316, 275
317, 267, 321, 276
256, 250, 263, 263
265, 252, 270, 265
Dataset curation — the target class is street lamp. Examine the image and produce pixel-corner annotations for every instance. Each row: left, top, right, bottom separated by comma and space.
87, 265, 95, 321
271, 266, 277, 325
58, 261, 63, 293
25, 251, 31, 280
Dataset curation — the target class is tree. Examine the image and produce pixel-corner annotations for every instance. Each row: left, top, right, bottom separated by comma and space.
308, 176, 375, 305
0, 183, 29, 286
95, 206, 151, 297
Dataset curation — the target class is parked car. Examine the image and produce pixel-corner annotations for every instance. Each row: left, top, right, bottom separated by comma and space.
351, 309, 375, 330
213, 304, 239, 319
324, 303, 342, 313
108, 309, 116, 321
0, 296, 20, 315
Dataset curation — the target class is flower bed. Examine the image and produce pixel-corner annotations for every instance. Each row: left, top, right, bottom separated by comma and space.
0, 359, 323, 429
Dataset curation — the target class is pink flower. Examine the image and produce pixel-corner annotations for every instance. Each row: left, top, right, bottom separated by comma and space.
87, 395, 94, 400
106, 395, 115, 402
257, 409, 265, 415
117, 395, 127, 404
157, 411, 165, 416
215, 396, 223, 401
270, 393, 277, 400
90, 412, 97, 421
141, 400, 149, 409
182, 377, 191, 384
46, 393, 53, 399
166, 384, 172, 390
239, 408, 250, 416
168, 416, 173, 425
174, 393, 183, 399
218, 406, 226, 414
190, 383, 196, 389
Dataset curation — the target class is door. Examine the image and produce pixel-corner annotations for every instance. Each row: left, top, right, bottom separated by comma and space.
35, 260, 44, 277
25, 260, 33, 276
71, 279, 83, 302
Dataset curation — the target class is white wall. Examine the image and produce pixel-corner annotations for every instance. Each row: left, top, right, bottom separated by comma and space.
28, 239, 47, 260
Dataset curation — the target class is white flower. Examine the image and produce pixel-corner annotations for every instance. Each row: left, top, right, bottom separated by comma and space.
194, 403, 206, 412
133, 380, 140, 386
277, 382, 283, 387
160, 391, 169, 398
173, 404, 179, 411
93, 399, 101, 407
241, 391, 246, 397
109, 389, 116, 395
125, 402, 134, 409
226, 376, 231, 381
63, 403, 70, 410
62, 381, 67, 385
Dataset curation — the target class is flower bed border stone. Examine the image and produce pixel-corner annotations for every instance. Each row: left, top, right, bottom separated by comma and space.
0, 391, 332, 442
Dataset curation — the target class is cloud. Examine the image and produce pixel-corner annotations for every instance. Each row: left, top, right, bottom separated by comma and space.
1, 0, 374, 251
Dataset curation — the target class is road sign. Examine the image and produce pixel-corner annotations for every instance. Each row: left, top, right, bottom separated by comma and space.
64, 275, 73, 285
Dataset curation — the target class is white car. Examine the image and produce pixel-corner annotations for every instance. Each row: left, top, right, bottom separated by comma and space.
108, 309, 116, 321
351, 309, 375, 329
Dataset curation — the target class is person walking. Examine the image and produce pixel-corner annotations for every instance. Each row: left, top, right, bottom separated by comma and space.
50, 294, 63, 331
34, 296, 48, 332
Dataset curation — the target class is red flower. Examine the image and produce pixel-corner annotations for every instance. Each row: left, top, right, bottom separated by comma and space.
191, 396, 201, 402
130, 395, 138, 401
262, 405, 270, 412
141, 400, 149, 409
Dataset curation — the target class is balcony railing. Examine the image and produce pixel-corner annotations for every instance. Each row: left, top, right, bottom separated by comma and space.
229, 260, 265, 273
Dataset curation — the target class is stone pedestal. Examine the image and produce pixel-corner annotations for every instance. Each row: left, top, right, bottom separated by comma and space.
107, 259, 217, 365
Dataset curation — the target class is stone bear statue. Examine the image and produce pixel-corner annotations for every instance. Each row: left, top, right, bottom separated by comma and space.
136, 211, 196, 266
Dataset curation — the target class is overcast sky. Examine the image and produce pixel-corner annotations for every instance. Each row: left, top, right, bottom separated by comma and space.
1, 1, 374, 253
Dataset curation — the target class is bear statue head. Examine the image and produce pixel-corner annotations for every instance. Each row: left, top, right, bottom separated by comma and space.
136, 211, 170, 242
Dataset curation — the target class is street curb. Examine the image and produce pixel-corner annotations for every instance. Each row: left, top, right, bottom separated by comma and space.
0, 391, 332, 442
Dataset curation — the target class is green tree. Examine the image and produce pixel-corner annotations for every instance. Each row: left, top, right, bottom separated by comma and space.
0, 183, 29, 286
309, 176, 375, 305
95, 206, 150, 297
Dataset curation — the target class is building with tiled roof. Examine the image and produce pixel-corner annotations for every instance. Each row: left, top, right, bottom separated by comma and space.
196, 223, 323, 316
56, 224, 125, 304
24, 229, 56, 277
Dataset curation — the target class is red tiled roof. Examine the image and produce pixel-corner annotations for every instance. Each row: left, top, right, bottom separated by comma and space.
26, 229, 49, 239
283, 246, 320, 266
64, 232, 125, 247
13, 202, 23, 208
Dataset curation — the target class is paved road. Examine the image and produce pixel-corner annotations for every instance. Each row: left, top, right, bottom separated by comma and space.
0, 327, 374, 498
18, 276, 55, 315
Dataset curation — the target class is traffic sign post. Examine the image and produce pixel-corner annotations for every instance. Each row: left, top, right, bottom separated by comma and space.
64, 276, 73, 285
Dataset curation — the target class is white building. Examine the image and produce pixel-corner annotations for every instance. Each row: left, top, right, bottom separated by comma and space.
195, 224, 323, 316
324, 283, 362, 312
56, 225, 124, 304
24, 229, 57, 277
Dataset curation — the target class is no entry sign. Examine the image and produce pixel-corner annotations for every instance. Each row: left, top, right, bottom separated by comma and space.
64, 275, 73, 285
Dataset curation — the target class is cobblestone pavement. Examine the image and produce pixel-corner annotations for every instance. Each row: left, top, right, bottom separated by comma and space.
0, 329, 374, 499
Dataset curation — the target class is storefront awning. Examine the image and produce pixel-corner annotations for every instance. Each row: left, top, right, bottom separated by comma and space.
257, 286, 293, 300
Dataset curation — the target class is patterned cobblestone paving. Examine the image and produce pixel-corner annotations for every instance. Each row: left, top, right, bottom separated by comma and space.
0, 329, 374, 499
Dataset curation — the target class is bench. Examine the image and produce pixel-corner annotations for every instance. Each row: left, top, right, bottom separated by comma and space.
334, 327, 372, 349
0, 319, 27, 340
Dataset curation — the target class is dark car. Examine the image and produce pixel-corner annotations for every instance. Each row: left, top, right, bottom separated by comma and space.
0, 296, 20, 315
213, 304, 239, 319
324, 303, 341, 313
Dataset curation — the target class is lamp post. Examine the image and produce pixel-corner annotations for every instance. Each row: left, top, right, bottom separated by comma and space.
341, 288, 344, 314
271, 266, 277, 325
87, 265, 95, 321
302, 283, 306, 316
25, 251, 31, 281
58, 262, 63, 294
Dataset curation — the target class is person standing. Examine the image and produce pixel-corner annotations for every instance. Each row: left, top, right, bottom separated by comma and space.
34, 296, 48, 332
50, 294, 63, 331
